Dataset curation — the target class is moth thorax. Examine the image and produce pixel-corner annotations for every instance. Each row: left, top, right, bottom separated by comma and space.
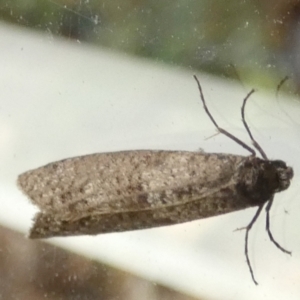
270, 160, 293, 192
236, 157, 293, 206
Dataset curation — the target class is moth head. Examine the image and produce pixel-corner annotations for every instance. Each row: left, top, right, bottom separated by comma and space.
270, 160, 294, 192
237, 157, 293, 206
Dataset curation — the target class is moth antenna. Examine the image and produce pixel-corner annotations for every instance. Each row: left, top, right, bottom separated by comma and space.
241, 91, 268, 160
193, 75, 256, 156
194, 75, 291, 284
265, 198, 292, 255
242, 81, 291, 258
276, 76, 289, 99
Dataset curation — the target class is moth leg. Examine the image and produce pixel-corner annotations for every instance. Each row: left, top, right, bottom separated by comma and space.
265, 197, 292, 255
193, 75, 256, 156
241, 90, 268, 160
244, 204, 264, 285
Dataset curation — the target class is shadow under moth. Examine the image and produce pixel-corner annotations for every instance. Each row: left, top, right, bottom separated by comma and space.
17, 75, 294, 285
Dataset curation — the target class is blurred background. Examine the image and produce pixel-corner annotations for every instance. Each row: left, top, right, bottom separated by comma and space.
1, 0, 300, 90
1, 1, 300, 299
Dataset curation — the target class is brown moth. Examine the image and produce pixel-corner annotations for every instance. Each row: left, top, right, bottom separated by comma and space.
17, 76, 294, 285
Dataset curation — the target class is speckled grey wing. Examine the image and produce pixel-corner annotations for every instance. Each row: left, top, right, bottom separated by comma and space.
17, 150, 250, 238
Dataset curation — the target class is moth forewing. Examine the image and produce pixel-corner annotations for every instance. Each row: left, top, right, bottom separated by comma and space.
28, 180, 244, 239
17, 150, 243, 215
18, 150, 292, 239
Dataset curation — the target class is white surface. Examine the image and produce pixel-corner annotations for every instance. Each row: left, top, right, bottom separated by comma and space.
1, 22, 300, 299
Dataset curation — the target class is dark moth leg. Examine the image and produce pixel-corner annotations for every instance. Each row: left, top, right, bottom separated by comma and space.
193, 75, 291, 285
241, 86, 292, 283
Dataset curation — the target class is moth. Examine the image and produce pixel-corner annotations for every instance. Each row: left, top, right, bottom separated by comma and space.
17, 75, 293, 285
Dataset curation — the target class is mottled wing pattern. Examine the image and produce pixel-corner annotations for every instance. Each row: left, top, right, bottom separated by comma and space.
17, 150, 250, 238
18, 150, 244, 214
30, 183, 251, 238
